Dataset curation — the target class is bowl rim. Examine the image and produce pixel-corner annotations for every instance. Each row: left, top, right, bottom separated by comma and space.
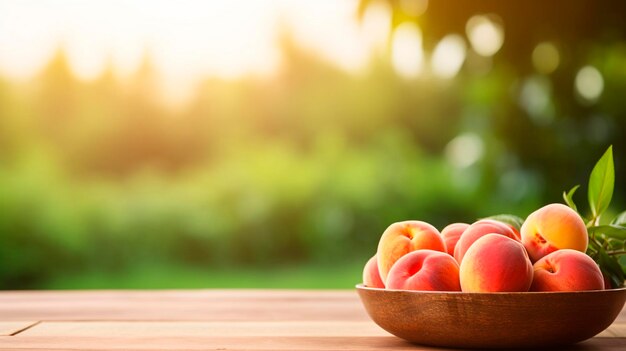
355, 283, 626, 295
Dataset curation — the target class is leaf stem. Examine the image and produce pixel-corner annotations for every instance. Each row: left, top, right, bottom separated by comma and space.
588, 234, 604, 251
607, 250, 626, 256
587, 215, 601, 241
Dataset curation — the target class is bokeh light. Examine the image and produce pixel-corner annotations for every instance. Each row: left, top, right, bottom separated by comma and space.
391, 22, 424, 78
465, 14, 504, 57
532, 42, 560, 74
575, 65, 604, 103
361, 0, 392, 52
519, 75, 554, 125
431, 34, 467, 79
445, 133, 484, 168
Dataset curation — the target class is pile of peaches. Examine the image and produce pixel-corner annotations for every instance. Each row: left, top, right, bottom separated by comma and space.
363, 203, 607, 292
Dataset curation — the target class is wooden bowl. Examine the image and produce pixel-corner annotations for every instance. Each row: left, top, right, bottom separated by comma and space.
356, 284, 626, 349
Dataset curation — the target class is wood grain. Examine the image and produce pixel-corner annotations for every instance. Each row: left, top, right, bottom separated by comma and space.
18, 321, 389, 337
0, 290, 367, 321
0, 322, 37, 336
1, 336, 414, 351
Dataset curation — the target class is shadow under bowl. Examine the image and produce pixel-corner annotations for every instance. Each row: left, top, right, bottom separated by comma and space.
356, 284, 626, 349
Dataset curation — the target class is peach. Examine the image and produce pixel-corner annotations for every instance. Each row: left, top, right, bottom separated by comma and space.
441, 223, 470, 256
603, 274, 612, 290
502, 223, 521, 240
521, 203, 588, 262
459, 234, 533, 292
386, 250, 461, 291
362, 255, 385, 288
377, 221, 445, 282
530, 249, 604, 292
454, 219, 519, 264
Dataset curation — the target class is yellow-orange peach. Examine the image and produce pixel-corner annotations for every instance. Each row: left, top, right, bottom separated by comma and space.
377, 221, 445, 282
362, 255, 385, 288
521, 203, 588, 262
441, 223, 470, 256
454, 219, 519, 264
459, 234, 533, 292
530, 249, 604, 292
386, 250, 461, 291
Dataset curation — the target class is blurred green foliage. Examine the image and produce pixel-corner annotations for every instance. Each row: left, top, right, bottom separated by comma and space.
1, 2, 626, 289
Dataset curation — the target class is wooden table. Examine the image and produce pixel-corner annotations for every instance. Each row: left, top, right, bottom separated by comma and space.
0, 290, 624, 350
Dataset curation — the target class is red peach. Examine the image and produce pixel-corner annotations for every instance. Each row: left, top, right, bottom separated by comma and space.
530, 249, 604, 292
454, 219, 519, 264
603, 274, 612, 290
441, 223, 470, 256
386, 250, 461, 291
521, 203, 588, 262
504, 223, 521, 240
377, 221, 446, 282
362, 255, 385, 288
459, 234, 533, 292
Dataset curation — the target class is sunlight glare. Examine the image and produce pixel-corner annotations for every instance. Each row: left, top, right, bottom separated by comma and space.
0, 1, 61, 80
361, 1, 392, 53
0, 0, 377, 103
277, 1, 371, 74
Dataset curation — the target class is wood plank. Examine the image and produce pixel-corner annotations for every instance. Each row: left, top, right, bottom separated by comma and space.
0, 301, 366, 322
0, 290, 623, 321
0, 290, 368, 321
0, 290, 356, 302
18, 321, 389, 337
0, 335, 624, 351
27, 321, 626, 340
0, 335, 466, 350
0, 322, 37, 336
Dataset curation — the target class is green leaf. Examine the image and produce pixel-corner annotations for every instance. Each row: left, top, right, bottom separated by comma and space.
483, 214, 525, 232
588, 145, 614, 219
596, 246, 625, 288
605, 238, 625, 251
589, 225, 626, 240
586, 239, 601, 258
611, 210, 626, 226
562, 184, 580, 213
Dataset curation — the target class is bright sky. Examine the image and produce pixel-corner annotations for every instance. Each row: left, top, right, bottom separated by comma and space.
0, 0, 389, 87
0, 1, 509, 105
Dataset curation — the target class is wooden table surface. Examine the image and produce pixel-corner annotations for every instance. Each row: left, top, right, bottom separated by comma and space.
0, 290, 624, 350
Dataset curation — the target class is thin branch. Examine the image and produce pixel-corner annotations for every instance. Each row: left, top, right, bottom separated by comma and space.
607, 250, 626, 256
